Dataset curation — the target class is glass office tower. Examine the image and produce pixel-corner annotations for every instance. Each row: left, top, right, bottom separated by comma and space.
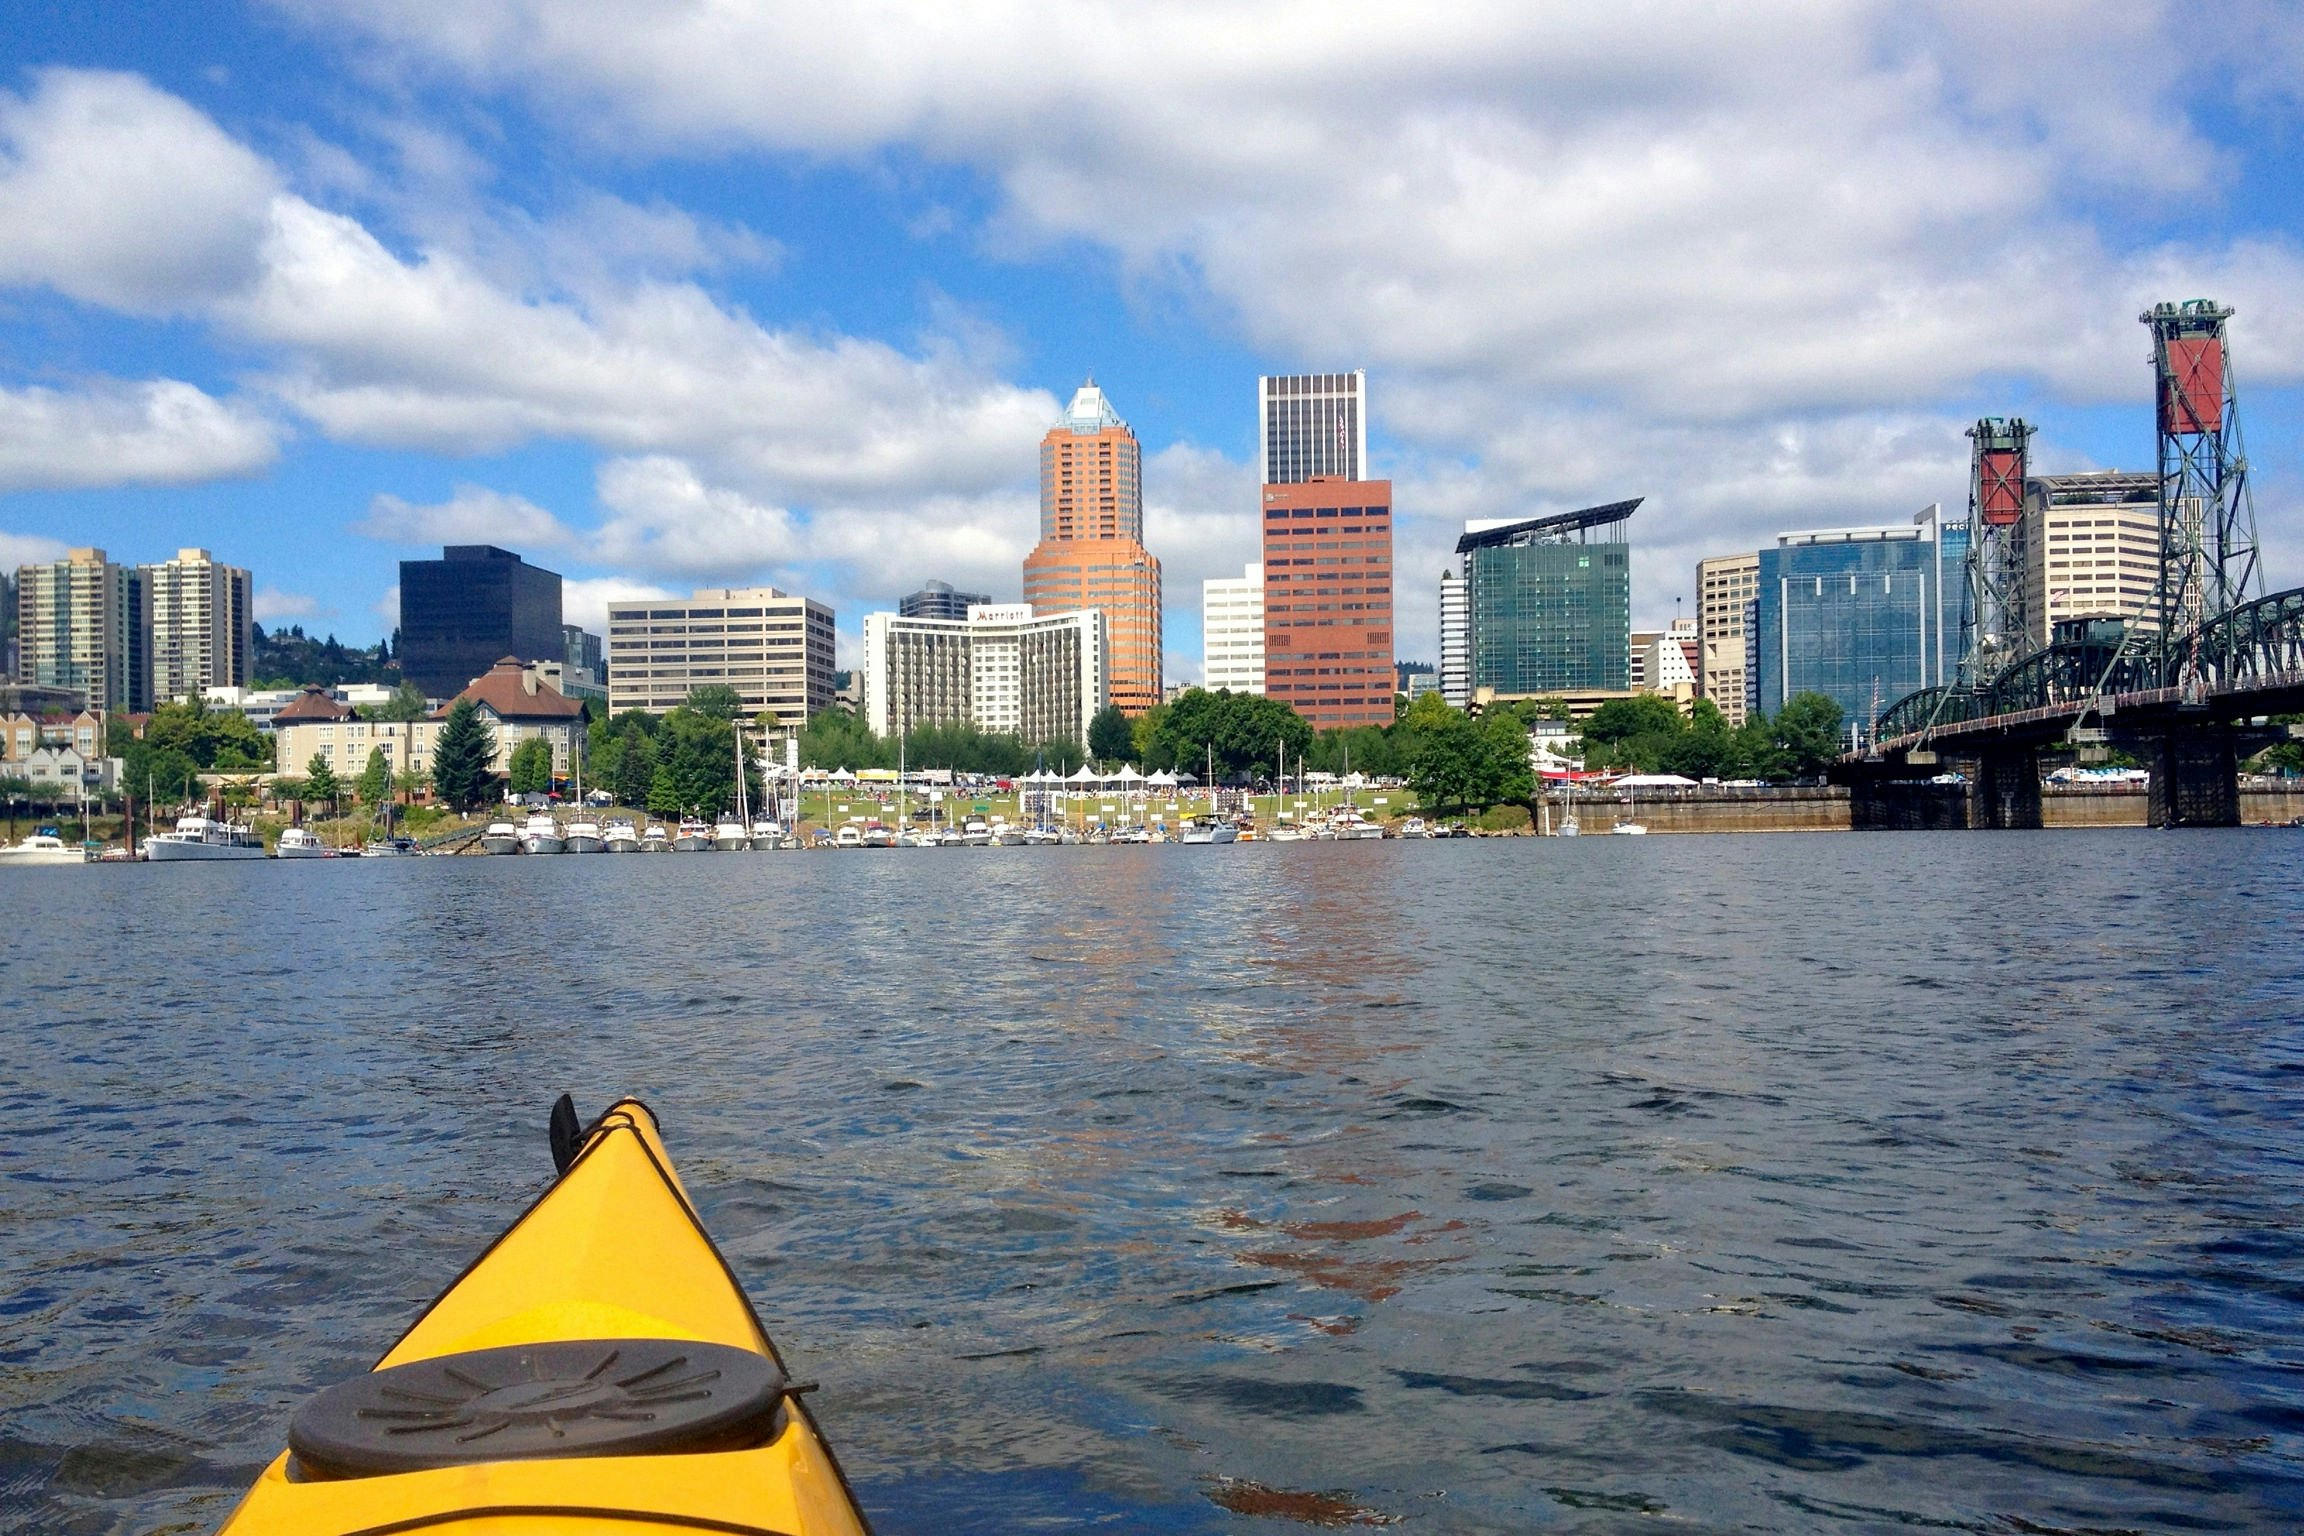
1751, 508, 1970, 738
397, 545, 565, 699
1458, 501, 1638, 695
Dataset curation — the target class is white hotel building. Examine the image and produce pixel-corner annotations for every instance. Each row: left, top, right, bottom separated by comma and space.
1201, 563, 1265, 694
862, 604, 1104, 745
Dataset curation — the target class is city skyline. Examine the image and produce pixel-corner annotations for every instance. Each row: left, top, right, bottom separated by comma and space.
1, 9, 2301, 681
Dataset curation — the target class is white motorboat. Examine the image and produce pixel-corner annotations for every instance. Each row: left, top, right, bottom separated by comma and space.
520, 811, 566, 855
0, 831, 87, 866
899, 826, 939, 848
275, 826, 333, 858
712, 815, 750, 851
1021, 826, 1062, 846
1557, 816, 1580, 837
1327, 807, 1384, 840
935, 825, 966, 847
363, 836, 421, 856
145, 814, 266, 861
640, 822, 672, 852
564, 818, 606, 854
833, 823, 865, 849
481, 820, 522, 854
961, 816, 993, 846
862, 821, 897, 848
1266, 823, 1306, 842
1609, 820, 1648, 835
603, 819, 640, 853
673, 817, 713, 852
991, 822, 1027, 846
749, 820, 784, 850
1397, 817, 1432, 839
1179, 815, 1239, 844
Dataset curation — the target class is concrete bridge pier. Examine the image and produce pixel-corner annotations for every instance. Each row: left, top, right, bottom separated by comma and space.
1971, 746, 2044, 829
2146, 723, 2241, 827
1848, 773, 1972, 830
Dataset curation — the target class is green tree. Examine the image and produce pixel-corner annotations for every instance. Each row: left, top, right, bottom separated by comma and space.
647, 763, 682, 816
376, 681, 430, 722
144, 694, 274, 771
613, 729, 659, 808
1773, 692, 1846, 776
357, 746, 393, 805
683, 684, 744, 722
1478, 709, 1537, 806
303, 752, 342, 808
507, 736, 555, 796
1087, 704, 1133, 764
430, 698, 498, 811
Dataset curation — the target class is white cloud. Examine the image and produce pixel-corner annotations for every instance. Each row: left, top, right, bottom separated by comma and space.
592, 455, 800, 576
0, 69, 278, 313
0, 530, 69, 567
374, 582, 400, 631
0, 378, 278, 492
356, 484, 575, 548
254, 586, 324, 622
561, 574, 674, 635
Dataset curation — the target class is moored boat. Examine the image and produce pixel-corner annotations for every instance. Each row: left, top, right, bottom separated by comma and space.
1179, 814, 1238, 844
565, 818, 607, 854
216, 1097, 870, 1536
860, 820, 896, 848
640, 822, 672, 853
713, 815, 751, 852
0, 830, 87, 866
749, 819, 784, 850
145, 814, 267, 861
1397, 816, 1432, 839
363, 836, 421, 857
481, 820, 522, 854
604, 819, 641, 853
275, 826, 333, 858
961, 816, 992, 847
521, 811, 567, 855
673, 817, 713, 852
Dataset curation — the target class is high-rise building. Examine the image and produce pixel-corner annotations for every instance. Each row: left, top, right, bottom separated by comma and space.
1697, 551, 1761, 726
1631, 619, 1699, 705
1438, 569, 1469, 707
862, 604, 1104, 745
13, 548, 148, 712
398, 545, 564, 698
1259, 370, 1366, 485
1022, 382, 1162, 715
2020, 472, 2161, 637
899, 580, 993, 621
1, 570, 15, 681
1202, 563, 1265, 694
1750, 506, 1969, 740
605, 586, 836, 720
1258, 370, 1392, 730
1394, 660, 1438, 699
143, 547, 252, 702
1457, 501, 1638, 697
1261, 478, 1395, 729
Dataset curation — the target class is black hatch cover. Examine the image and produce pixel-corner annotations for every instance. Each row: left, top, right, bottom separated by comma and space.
289, 1337, 788, 1479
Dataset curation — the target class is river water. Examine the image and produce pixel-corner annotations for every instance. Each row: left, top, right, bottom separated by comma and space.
2, 832, 2301, 1533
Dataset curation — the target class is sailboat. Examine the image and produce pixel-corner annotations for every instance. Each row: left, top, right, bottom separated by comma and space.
1610, 779, 1647, 835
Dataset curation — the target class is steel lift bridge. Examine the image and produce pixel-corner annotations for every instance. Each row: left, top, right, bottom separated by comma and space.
1842, 300, 2304, 828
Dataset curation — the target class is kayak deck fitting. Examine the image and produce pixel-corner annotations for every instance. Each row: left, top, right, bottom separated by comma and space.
218, 1097, 872, 1536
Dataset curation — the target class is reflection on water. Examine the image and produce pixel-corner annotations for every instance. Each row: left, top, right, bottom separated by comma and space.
2, 832, 2302, 1531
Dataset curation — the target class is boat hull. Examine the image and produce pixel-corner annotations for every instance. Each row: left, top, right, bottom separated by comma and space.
522, 835, 567, 855
144, 838, 266, 861
673, 835, 712, 852
481, 835, 521, 854
565, 835, 606, 854
0, 847, 87, 866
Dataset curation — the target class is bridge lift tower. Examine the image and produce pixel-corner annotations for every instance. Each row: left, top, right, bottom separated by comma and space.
1960, 416, 2034, 685
2143, 299, 2260, 695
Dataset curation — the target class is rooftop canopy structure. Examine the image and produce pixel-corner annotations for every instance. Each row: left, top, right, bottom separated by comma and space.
1455, 498, 1642, 554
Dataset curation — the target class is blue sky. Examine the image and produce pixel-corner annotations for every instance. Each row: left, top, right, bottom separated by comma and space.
4, 3, 2302, 677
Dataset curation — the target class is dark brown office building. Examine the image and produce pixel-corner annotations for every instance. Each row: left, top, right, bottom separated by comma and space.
1260, 477, 1395, 729
398, 545, 564, 699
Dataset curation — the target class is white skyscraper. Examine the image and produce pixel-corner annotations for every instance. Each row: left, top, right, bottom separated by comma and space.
143, 547, 253, 702
862, 604, 1105, 745
1438, 568, 1469, 707
1202, 563, 1265, 694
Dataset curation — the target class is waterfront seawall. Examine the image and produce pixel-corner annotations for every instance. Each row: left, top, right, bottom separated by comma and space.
1556, 783, 2304, 834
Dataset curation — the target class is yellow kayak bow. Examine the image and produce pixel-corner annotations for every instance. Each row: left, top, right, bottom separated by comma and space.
218, 1097, 872, 1536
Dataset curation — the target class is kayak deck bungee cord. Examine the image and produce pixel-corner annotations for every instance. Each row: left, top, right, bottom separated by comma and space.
218, 1096, 872, 1536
